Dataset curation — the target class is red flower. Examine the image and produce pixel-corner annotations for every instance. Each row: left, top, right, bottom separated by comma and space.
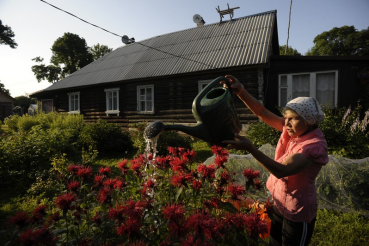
68, 181, 80, 192
186, 210, 216, 239
20, 226, 57, 245
55, 193, 77, 212
224, 213, 248, 230
170, 157, 188, 173
108, 205, 125, 224
171, 173, 193, 187
254, 179, 262, 190
124, 200, 145, 220
155, 156, 172, 170
182, 149, 196, 162
203, 197, 221, 210
68, 164, 82, 175
162, 203, 186, 222
211, 145, 229, 157
9, 211, 30, 227
116, 218, 141, 237
118, 159, 129, 175
97, 187, 112, 205
94, 174, 105, 187
214, 155, 228, 169
227, 183, 246, 200
168, 147, 186, 157
32, 204, 47, 224
192, 179, 202, 190
99, 166, 111, 176
114, 178, 127, 190
196, 164, 216, 180
77, 166, 93, 180
103, 178, 116, 189
219, 170, 231, 186
243, 168, 260, 184
48, 211, 60, 223
244, 212, 268, 238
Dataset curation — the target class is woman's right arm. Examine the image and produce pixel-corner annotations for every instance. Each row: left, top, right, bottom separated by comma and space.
224, 75, 284, 132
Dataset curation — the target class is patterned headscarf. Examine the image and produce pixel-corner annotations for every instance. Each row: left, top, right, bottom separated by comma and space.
285, 97, 325, 125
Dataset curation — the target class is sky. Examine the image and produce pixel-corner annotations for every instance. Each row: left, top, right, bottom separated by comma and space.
0, 0, 368, 98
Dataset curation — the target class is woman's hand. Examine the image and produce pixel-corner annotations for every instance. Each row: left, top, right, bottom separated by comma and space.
222, 134, 254, 151
220, 75, 245, 96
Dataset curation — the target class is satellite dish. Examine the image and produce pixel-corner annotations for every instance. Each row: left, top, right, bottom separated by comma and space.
193, 14, 202, 23
121, 35, 130, 44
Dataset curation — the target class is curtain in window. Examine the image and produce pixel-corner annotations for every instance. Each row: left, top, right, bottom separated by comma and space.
316, 72, 335, 106
292, 74, 310, 98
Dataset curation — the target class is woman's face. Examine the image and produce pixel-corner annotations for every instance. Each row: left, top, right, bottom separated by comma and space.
283, 109, 311, 137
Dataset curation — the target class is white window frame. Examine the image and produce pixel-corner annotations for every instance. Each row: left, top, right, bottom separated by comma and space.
68, 91, 80, 114
104, 88, 120, 116
41, 99, 53, 113
198, 80, 211, 93
278, 70, 338, 107
137, 85, 154, 113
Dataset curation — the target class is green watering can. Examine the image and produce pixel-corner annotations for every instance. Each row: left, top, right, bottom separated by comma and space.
144, 76, 241, 146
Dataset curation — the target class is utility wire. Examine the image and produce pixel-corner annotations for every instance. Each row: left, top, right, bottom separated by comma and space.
40, 0, 216, 69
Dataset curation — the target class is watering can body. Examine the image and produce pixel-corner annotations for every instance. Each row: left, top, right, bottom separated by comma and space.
145, 76, 241, 146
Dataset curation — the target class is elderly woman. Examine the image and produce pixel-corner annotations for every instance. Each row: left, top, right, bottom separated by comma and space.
222, 75, 329, 246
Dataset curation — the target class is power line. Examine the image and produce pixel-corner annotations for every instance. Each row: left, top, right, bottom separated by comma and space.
40, 0, 216, 69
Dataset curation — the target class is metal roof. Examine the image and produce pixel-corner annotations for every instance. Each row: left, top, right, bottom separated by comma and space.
41, 10, 277, 92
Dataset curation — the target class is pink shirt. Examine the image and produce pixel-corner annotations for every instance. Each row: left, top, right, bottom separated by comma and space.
266, 127, 329, 223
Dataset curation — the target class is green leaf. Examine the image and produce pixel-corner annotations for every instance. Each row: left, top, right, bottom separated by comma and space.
219, 201, 238, 214
175, 186, 183, 202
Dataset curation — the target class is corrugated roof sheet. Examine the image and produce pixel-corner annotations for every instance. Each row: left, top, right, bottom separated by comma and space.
42, 10, 277, 92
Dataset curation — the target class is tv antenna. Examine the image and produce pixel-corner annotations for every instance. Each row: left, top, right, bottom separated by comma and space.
216, 3, 240, 24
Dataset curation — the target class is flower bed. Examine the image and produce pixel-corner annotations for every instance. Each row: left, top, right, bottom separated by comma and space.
5, 146, 272, 245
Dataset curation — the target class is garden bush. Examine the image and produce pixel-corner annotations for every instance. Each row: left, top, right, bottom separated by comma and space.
128, 122, 193, 156
0, 125, 77, 190
78, 119, 133, 155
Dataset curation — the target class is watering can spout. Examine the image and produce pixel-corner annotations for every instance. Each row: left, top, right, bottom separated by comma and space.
143, 121, 209, 142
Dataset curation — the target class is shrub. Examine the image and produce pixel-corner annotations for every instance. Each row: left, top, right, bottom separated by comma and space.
246, 121, 280, 149
320, 105, 369, 159
129, 122, 193, 156
79, 119, 132, 155
0, 125, 76, 189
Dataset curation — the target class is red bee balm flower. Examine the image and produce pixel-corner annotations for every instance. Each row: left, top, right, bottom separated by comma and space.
99, 166, 111, 176
77, 166, 92, 180
68, 181, 80, 192
227, 183, 246, 200
118, 159, 129, 175
55, 193, 77, 212
9, 211, 31, 227
162, 203, 186, 222
243, 168, 260, 184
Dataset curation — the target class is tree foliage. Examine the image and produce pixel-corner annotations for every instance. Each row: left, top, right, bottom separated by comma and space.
279, 45, 302, 56
306, 25, 369, 56
0, 81, 10, 96
90, 43, 113, 60
0, 20, 17, 49
31, 33, 111, 83
14, 96, 36, 110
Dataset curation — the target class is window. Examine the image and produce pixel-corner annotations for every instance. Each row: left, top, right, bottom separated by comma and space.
68, 92, 80, 113
105, 88, 120, 115
198, 80, 211, 92
137, 85, 154, 113
279, 71, 338, 107
41, 99, 53, 113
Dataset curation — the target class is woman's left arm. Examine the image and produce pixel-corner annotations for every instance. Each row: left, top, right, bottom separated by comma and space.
223, 134, 312, 179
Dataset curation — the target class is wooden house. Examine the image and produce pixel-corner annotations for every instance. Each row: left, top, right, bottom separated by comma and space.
0, 90, 16, 121
31, 10, 279, 129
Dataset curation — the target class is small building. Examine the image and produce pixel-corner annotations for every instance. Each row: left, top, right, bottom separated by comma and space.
0, 90, 16, 121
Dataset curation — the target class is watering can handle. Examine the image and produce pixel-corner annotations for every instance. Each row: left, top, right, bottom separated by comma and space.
195, 76, 231, 101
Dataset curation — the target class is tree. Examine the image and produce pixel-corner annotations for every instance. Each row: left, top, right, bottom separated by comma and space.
90, 43, 113, 60
32, 32, 93, 83
306, 26, 369, 56
14, 95, 36, 112
279, 45, 302, 56
0, 81, 10, 96
0, 20, 18, 49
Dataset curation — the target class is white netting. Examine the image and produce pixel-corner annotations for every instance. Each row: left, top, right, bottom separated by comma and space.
204, 144, 369, 216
